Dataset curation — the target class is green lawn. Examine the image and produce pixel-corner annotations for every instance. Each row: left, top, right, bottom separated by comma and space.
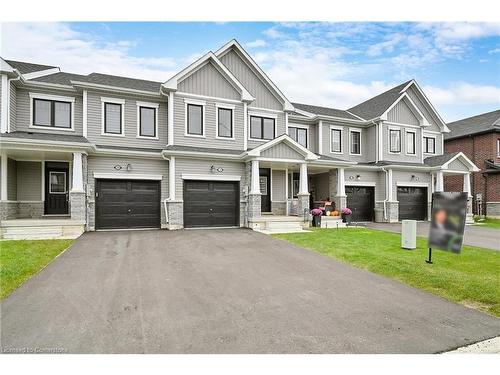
474, 217, 500, 229
0, 239, 74, 299
274, 228, 500, 317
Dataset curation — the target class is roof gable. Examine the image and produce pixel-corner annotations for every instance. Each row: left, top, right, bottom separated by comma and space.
163, 51, 254, 102
247, 134, 318, 161
216, 40, 294, 111
424, 151, 479, 172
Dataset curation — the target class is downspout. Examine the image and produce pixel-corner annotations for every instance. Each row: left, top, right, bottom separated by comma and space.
381, 167, 388, 221
6, 71, 22, 133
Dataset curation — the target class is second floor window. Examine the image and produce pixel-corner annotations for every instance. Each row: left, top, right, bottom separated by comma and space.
406, 132, 416, 154
139, 106, 156, 137
389, 129, 401, 153
250, 116, 275, 140
350, 130, 361, 155
33, 98, 71, 129
289, 127, 307, 147
187, 104, 204, 136
331, 129, 342, 153
217, 107, 233, 138
104, 103, 123, 135
424, 136, 436, 154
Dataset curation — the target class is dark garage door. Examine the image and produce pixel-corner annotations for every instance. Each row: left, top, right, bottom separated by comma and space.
96, 179, 161, 230
398, 186, 428, 221
184, 180, 239, 228
345, 186, 375, 222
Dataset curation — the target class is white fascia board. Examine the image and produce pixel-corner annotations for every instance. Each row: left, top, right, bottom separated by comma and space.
0, 138, 92, 152
215, 39, 293, 111
163, 51, 254, 103
442, 152, 480, 172
181, 173, 241, 181
402, 80, 450, 133
161, 149, 243, 161
293, 108, 316, 118
246, 134, 319, 160
23, 67, 61, 80
71, 80, 161, 97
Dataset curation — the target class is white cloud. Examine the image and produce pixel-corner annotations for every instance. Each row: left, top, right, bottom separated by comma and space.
263, 26, 286, 39
366, 34, 404, 56
0, 23, 178, 81
423, 82, 500, 106
419, 22, 500, 41
246, 39, 267, 48
489, 48, 500, 54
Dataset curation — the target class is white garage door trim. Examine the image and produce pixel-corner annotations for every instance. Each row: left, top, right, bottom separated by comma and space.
93, 173, 163, 180
181, 173, 241, 181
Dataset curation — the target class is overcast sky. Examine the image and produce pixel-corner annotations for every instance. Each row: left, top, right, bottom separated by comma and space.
1, 22, 499, 121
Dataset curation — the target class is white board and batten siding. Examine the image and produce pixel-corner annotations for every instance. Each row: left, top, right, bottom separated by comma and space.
86, 90, 167, 149
406, 86, 442, 133
261, 143, 304, 160
387, 99, 420, 126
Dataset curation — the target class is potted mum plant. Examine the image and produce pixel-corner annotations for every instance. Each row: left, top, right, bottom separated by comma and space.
310, 208, 323, 227
341, 207, 352, 224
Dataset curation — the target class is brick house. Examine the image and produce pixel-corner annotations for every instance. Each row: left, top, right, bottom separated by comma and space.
444, 109, 500, 218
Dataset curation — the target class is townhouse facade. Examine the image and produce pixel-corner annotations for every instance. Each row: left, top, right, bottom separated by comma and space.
0, 40, 479, 237
444, 109, 500, 218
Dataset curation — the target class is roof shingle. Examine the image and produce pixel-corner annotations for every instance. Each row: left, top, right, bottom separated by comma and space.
5, 60, 58, 74
445, 109, 500, 140
291, 103, 360, 120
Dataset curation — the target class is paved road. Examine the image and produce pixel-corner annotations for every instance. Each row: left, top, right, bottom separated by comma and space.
1, 229, 499, 353
364, 222, 499, 251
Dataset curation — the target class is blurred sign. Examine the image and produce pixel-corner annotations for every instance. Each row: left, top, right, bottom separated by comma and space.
429, 192, 468, 254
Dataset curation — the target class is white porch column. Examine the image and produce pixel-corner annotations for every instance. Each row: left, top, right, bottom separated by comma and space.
71, 152, 84, 192
463, 172, 472, 197
298, 163, 308, 195
250, 159, 261, 194
435, 170, 444, 192
337, 167, 346, 196
1, 152, 7, 200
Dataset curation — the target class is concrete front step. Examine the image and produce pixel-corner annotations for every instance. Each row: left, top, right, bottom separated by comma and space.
0, 219, 85, 240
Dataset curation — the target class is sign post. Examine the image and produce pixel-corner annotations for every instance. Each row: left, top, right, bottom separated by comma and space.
427, 192, 468, 264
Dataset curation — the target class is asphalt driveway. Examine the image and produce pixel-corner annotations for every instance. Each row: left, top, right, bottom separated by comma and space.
365, 222, 500, 251
1, 229, 499, 353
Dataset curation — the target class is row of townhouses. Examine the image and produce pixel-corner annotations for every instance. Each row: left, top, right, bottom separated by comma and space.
0, 39, 479, 238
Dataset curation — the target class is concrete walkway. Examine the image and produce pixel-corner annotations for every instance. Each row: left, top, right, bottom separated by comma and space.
1, 229, 499, 353
365, 222, 500, 251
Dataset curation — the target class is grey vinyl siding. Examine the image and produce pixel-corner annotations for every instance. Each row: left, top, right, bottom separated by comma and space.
392, 170, 431, 202
321, 121, 368, 162
375, 171, 386, 202
86, 90, 167, 148
174, 158, 245, 200
86, 156, 169, 226
7, 158, 17, 200
382, 123, 422, 163
177, 61, 240, 100
15, 88, 83, 135
448, 159, 470, 172
271, 169, 286, 201
0, 76, 2, 125
288, 121, 317, 153
365, 126, 377, 161
261, 143, 304, 160
17, 161, 42, 201
173, 94, 244, 149
387, 99, 420, 126
219, 48, 283, 110
247, 111, 285, 150
406, 86, 442, 132
9, 81, 16, 132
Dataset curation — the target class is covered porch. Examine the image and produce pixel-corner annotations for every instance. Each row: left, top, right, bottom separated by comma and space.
0, 139, 90, 239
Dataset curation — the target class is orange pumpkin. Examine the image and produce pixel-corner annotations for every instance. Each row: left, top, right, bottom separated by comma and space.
332, 210, 339, 216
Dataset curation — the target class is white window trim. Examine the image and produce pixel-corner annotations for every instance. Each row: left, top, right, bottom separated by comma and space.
287, 124, 309, 149
93, 173, 162, 180
329, 125, 343, 154
497, 139, 500, 157
423, 134, 437, 155
136, 101, 159, 140
349, 128, 362, 156
405, 129, 417, 156
184, 98, 206, 138
248, 113, 277, 142
388, 126, 402, 154
215, 103, 236, 140
101, 97, 126, 137
29, 92, 75, 132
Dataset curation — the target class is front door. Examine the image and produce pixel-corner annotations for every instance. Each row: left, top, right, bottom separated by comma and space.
45, 162, 69, 215
260, 168, 271, 212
